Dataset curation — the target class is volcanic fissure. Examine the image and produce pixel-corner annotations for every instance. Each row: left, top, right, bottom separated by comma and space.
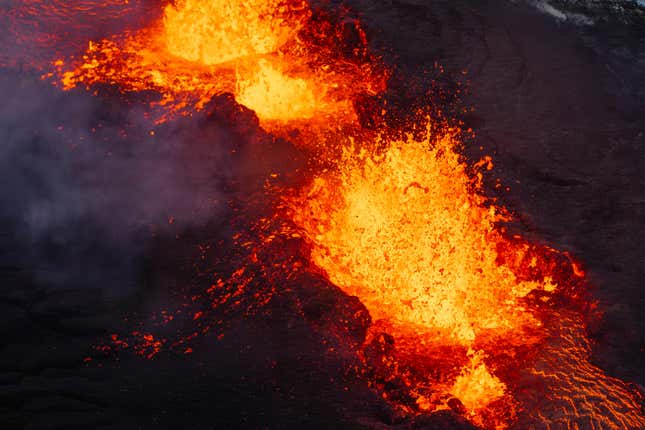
4, 0, 644, 429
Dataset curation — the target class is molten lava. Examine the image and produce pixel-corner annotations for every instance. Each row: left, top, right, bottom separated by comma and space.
289, 127, 548, 345
450, 350, 506, 413
47, 0, 382, 126
163, 0, 301, 65
287, 125, 536, 422
286, 122, 645, 428
236, 59, 324, 121
7, 0, 645, 428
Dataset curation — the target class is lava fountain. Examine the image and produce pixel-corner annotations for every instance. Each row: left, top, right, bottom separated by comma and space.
285, 122, 645, 428
44, 0, 384, 125
6, 0, 645, 428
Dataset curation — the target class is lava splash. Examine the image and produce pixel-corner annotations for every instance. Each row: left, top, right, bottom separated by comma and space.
285, 121, 645, 428
43, 0, 384, 126
6, 0, 645, 428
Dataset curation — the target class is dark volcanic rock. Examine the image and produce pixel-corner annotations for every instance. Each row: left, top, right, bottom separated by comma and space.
1, 0, 644, 429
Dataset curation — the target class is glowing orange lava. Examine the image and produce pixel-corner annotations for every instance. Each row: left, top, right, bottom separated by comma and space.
287, 125, 535, 423
48, 0, 383, 126
8, 0, 644, 428
290, 127, 548, 345
163, 0, 302, 65
286, 122, 645, 428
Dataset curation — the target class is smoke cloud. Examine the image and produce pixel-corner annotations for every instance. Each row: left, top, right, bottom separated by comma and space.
0, 65, 241, 294
0, 0, 305, 303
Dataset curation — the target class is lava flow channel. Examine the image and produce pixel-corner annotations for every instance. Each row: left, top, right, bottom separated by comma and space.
10, 0, 645, 428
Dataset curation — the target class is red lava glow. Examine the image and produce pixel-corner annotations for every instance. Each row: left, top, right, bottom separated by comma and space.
285, 122, 645, 428
35, 0, 384, 126
6, 0, 645, 428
